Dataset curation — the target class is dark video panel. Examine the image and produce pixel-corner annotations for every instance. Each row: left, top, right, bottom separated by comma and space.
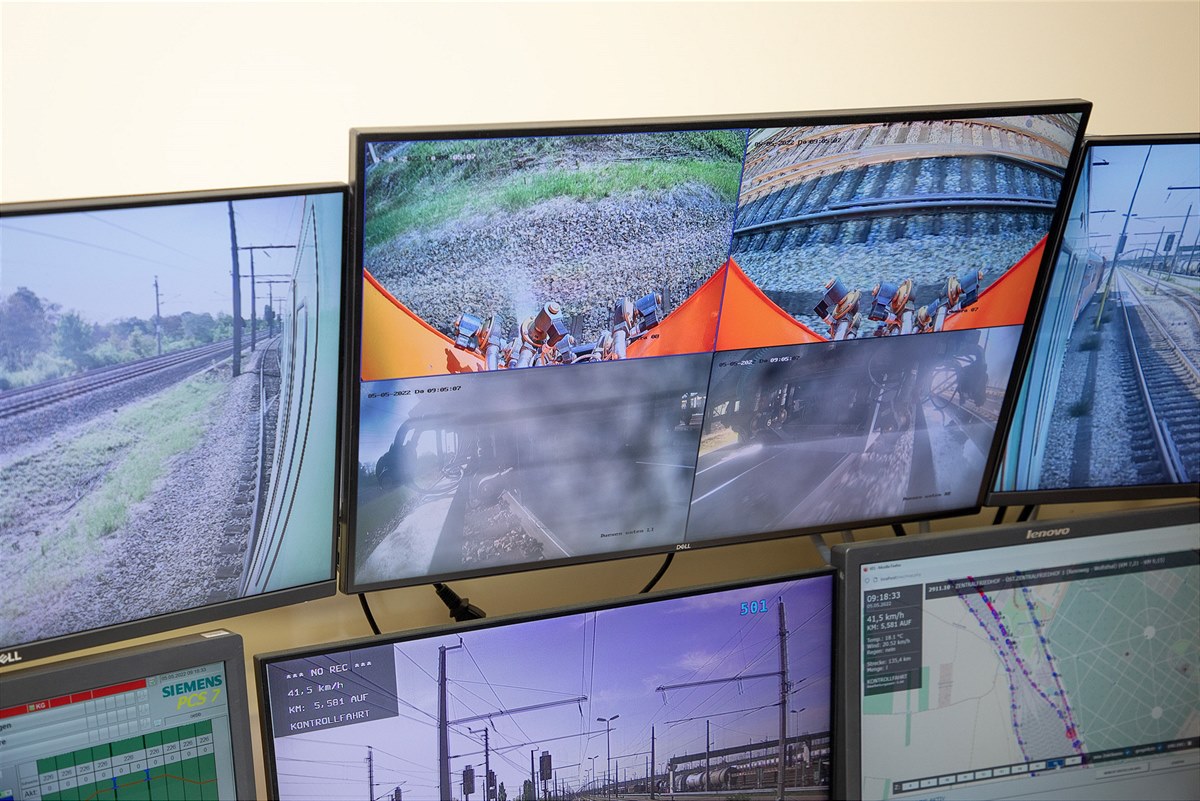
354, 354, 710, 587
260, 571, 835, 801
688, 326, 1022, 540
348, 103, 1089, 591
0, 186, 344, 660
994, 136, 1200, 502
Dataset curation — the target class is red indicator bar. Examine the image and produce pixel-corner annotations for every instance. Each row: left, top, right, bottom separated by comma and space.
0, 678, 147, 719
91, 679, 146, 700
0, 700, 48, 720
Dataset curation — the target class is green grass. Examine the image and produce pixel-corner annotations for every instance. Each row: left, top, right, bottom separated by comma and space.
0, 373, 227, 621
71, 375, 225, 539
364, 157, 743, 249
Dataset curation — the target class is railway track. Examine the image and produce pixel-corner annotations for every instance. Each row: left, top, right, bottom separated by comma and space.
1114, 270, 1200, 483
0, 338, 243, 420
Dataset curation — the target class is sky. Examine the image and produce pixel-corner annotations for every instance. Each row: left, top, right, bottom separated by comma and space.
1085, 142, 1200, 262
1, 194, 309, 323
270, 574, 833, 801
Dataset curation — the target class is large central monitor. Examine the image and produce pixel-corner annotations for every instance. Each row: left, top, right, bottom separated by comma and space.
0, 184, 348, 662
0, 630, 254, 801
346, 101, 1091, 592
991, 134, 1200, 504
258, 569, 835, 801
833, 504, 1200, 800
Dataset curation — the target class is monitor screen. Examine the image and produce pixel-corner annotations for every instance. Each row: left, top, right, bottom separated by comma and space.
0, 185, 346, 661
259, 570, 835, 800
347, 101, 1091, 591
834, 504, 1200, 800
0, 630, 254, 801
992, 135, 1200, 503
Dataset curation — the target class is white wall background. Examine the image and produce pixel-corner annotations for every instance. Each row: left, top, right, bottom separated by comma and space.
4, 1, 1199, 203
3, 2, 1198, 797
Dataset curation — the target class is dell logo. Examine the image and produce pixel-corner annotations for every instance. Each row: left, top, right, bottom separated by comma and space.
0, 650, 22, 665
1026, 527, 1070, 540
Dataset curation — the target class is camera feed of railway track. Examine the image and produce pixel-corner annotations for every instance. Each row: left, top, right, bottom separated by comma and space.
729, 114, 1082, 342
0, 192, 342, 648
266, 575, 833, 801
687, 327, 1021, 540
354, 353, 710, 585
997, 141, 1200, 492
358, 130, 746, 381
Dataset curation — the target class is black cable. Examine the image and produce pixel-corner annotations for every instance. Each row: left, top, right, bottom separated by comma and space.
992, 506, 1008, 526
640, 551, 675, 594
1016, 504, 1035, 523
891, 523, 907, 537
358, 592, 382, 636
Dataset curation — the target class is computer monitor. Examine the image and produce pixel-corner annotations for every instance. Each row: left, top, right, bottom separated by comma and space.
0, 184, 347, 662
833, 503, 1200, 800
991, 135, 1200, 504
259, 569, 835, 800
346, 100, 1091, 592
0, 629, 254, 801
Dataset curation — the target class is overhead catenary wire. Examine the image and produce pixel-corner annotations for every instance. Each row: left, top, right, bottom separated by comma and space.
83, 211, 203, 261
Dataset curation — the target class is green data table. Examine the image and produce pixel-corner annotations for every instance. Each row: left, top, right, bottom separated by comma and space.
35, 720, 218, 801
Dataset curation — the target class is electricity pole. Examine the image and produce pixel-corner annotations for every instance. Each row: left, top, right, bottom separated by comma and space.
649, 727, 656, 800
597, 715, 619, 798
153, 275, 162, 356
238, 244, 295, 351
778, 602, 789, 801
655, 599, 791, 800
227, 202, 242, 377
367, 746, 375, 801
439, 642, 464, 801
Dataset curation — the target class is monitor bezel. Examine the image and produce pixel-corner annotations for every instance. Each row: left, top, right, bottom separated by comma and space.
830, 501, 1200, 800
343, 99, 1093, 594
0, 183, 349, 664
987, 133, 1200, 507
258, 565, 838, 799
0, 629, 256, 799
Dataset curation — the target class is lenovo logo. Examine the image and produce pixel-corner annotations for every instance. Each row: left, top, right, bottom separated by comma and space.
0, 650, 22, 666
1026, 527, 1070, 540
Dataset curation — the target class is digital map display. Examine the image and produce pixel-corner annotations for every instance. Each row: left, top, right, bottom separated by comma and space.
857, 524, 1200, 800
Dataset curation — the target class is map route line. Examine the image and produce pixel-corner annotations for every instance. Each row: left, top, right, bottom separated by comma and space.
1019, 577, 1084, 751
950, 576, 1031, 762
949, 574, 1085, 763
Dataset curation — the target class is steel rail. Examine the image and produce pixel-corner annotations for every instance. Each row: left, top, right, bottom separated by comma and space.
1117, 272, 1183, 483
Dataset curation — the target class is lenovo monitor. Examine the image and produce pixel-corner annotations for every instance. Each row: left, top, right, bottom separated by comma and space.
833, 503, 1200, 800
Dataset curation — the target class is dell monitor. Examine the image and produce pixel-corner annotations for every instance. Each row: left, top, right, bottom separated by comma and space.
0, 629, 254, 801
0, 184, 347, 662
833, 503, 1200, 800
991, 134, 1200, 504
346, 100, 1091, 592
259, 569, 835, 800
